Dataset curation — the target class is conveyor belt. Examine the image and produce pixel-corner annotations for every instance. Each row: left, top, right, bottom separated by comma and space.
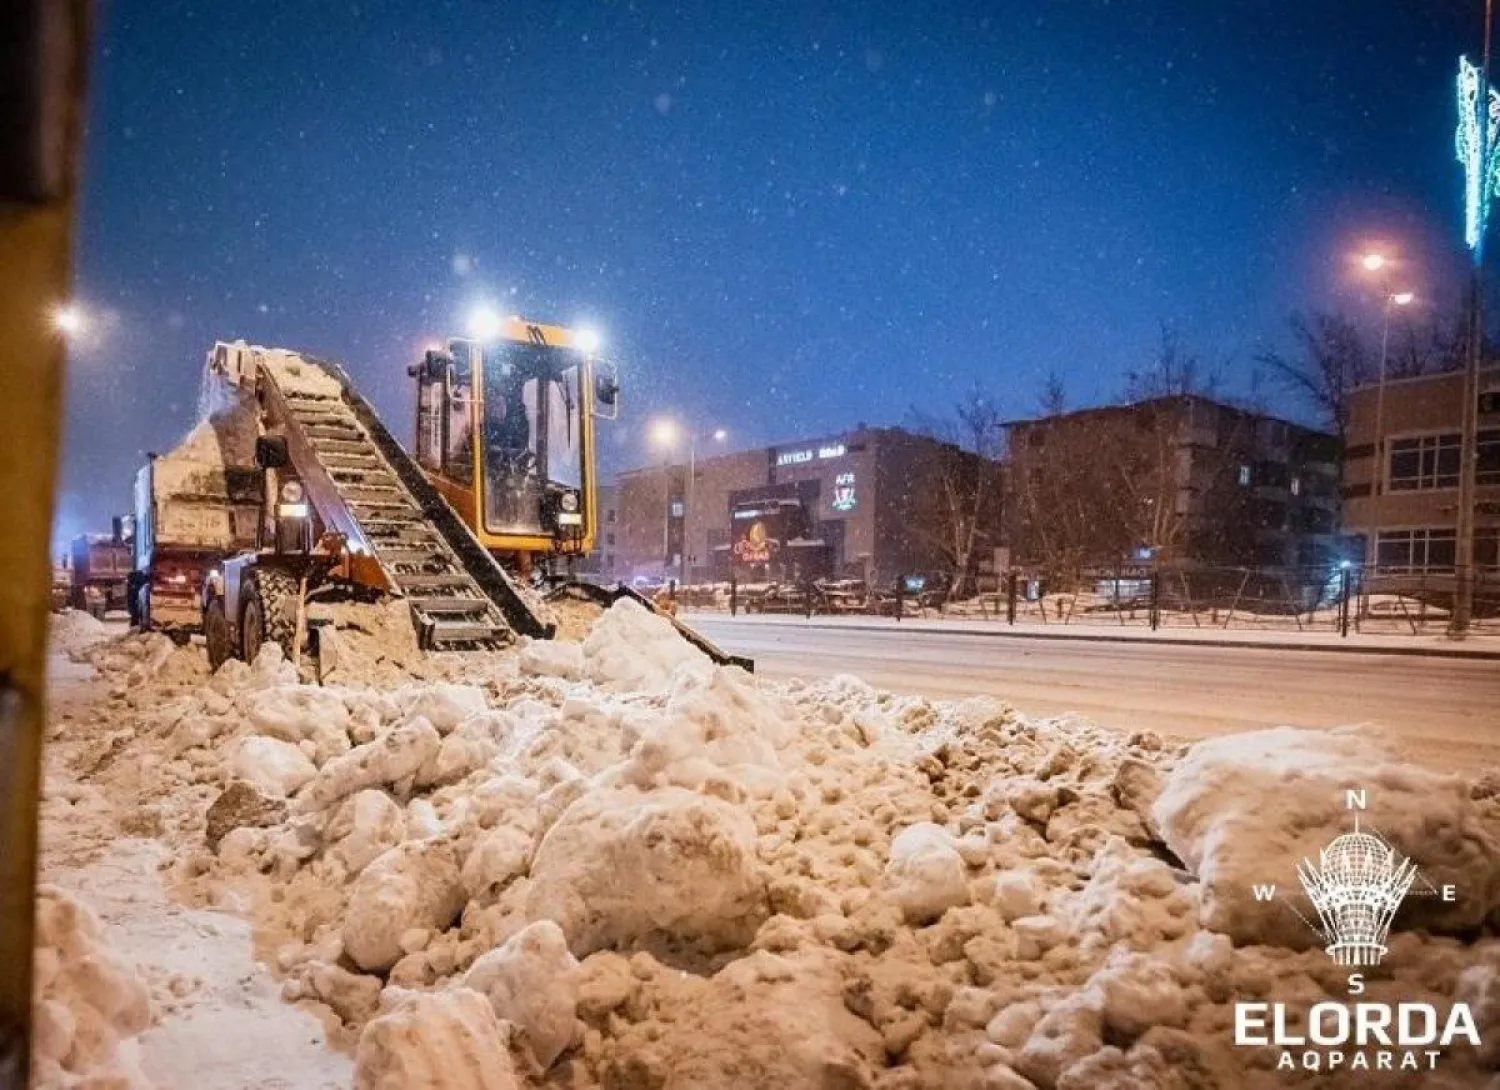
261, 359, 553, 649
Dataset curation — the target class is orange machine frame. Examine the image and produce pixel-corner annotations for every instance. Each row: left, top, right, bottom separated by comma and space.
420, 318, 599, 567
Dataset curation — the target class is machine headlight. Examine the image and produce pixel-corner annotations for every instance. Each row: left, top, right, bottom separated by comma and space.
560, 491, 579, 513
557, 512, 583, 526
280, 480, 305, 503
277, 502, 310, 519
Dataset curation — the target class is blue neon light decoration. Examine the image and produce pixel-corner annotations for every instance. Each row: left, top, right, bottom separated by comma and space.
1457, 56, 1500, 253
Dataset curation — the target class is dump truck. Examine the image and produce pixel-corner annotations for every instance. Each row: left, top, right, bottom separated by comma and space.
130, 392, 263, 633
67, 527, 132, 618
184, 338, 747, 673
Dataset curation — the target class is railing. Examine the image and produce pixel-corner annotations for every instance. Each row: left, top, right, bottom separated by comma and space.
673, 564, 1500, 636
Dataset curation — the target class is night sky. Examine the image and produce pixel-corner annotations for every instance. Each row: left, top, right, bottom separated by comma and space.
58, 0, 1483, 545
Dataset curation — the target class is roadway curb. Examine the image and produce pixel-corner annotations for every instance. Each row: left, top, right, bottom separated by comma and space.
688, 616, 1500, 661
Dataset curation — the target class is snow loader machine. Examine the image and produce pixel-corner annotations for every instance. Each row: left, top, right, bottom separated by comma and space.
193, 334, 748, 673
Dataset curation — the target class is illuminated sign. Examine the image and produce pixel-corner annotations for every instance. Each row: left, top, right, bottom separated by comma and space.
831, 472, 856, 512
776, 442, 846, 467
1457, 56, 1500, 252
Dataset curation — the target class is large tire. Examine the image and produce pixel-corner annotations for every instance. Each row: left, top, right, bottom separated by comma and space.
204, 596, 232, 670
240, 568, 300, 666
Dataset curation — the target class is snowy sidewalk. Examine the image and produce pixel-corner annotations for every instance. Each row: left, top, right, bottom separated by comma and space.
684, 610, 1500, 659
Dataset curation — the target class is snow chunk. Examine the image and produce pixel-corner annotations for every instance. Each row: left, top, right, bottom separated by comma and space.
354, 987, 519, 1089
992, 871, 1044, 923
461, 825, 534, 902
581, 599, 711, 695
518, 638, 585, 681
327, 790, 407, 875
1086, 951, 1189, 1041
227, 734, 317, 797
463, 920, 580, 1068
635, 950, 882, 1089
395, 683, 488, 734
247, 684, 351, 765
1154, 727, 1500, 947
617, 668, 792, 795
32, 886, 152, 1089
49, 610, 115, 658
294, 718, 441, 814
344, 840, 465, 971
525, 786, 765, 957
885, 822, 970, 924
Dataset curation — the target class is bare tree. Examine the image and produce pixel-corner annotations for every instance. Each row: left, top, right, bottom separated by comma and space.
1388, 311, 1466, 379
1256, 312, 1370, 445
1038, 368, 1067, 416
906, 386, 1005, 597
1008, 327, 1245, 581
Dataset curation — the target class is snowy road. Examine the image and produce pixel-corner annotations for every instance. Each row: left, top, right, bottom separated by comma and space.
692, 616, 1500, 769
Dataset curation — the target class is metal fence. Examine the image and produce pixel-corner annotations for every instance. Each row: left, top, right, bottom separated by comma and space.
677, 565, 1500, 635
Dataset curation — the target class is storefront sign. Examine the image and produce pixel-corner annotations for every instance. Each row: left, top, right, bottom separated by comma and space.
776, 441, 846, 467
831, 471, 856, 512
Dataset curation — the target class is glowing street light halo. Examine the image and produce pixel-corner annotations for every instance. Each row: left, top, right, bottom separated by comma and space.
1361, 252, 1387, 273
574, 327, 601, 354
52, 303, 84, 336
466, 303, 503, 340
649, 418, 680, 448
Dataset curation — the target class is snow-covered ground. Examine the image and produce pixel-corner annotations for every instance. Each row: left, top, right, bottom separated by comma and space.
34, 604, 1500, 1088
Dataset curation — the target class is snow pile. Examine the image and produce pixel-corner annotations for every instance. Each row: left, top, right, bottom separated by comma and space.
31, 886, 152, 1089
49, 609, 115, 658
43, 599, 1500, 1090
581, 597, 712, 694
1154, 726, 1500, 947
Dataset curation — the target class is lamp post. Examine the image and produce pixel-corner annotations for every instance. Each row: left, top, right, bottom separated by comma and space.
650, 420, 727, 583
1361, 257, 1416, 571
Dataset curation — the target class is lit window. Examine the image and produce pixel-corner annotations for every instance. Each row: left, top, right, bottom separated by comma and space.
1289, 476, 1301, 496
1237, 464, 1251, 487
669, 501, 684, 518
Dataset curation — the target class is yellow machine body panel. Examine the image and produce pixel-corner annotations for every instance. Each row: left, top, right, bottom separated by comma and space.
412, 318, 603, 566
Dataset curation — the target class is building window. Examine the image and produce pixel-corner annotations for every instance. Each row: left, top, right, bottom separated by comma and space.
1289, 475, 1301, 496
1478, 527, 1499, 570
1388, 433, 1461, 491
669, 501, 684, 518
605, 532, 615, 547
607, 509, 617, 523
1375, 528, 1458, 574
1480, 429, 1500, 486
1237, 464, 1252, 487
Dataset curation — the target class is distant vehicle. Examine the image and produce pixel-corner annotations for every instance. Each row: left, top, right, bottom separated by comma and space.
50, 564, 72, 613
68, 521, 133, 618
130, 406, 262, 635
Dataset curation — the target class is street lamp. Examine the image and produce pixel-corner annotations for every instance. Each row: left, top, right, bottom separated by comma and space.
1358, 249, 1416, 574
649, 419, 727, 583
